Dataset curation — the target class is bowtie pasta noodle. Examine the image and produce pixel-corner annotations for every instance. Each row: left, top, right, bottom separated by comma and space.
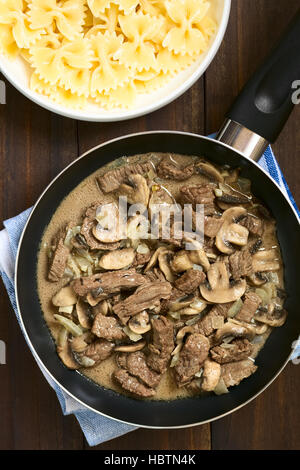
0, 0, 218, 109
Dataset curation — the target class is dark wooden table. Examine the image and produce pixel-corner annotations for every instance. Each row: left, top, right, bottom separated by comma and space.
0, 0, 299, 450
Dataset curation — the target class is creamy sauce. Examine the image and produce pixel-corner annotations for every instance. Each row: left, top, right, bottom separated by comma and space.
37, 153, 284, 400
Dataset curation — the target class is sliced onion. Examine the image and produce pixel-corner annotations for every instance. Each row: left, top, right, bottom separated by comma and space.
75, 256, 91, 273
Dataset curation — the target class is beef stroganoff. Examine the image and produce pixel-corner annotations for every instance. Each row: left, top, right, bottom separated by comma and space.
37, 153, 287, 400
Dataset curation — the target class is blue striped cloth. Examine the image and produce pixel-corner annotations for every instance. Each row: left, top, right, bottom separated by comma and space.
0, 144, 299, 446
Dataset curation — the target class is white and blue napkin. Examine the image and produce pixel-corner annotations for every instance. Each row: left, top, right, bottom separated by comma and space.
0, 144, 299, 447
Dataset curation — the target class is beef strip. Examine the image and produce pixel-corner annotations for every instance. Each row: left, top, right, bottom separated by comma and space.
174, 333, 210, 387
97, 162, 153, 193
71, 269, 146, 297
147, 316, 174, 374
113, 369, 156, 398
229, 250, 253, 280
80, 203, 121, 251
157, 159, 194, 181
92, 313, 126, 341
221, 359, 257, 387
204, 216, 223, 238
194, 303, 232, 336
240, 214, 263, 236
174, 269, 206, 294
180, 184, 216, 215
83, 339, 114, 363
48, 237, 69, 282
236, 291, 262, 323
113, 281, 172, 324
117, 351, 161, 388
210, 338, 253, 364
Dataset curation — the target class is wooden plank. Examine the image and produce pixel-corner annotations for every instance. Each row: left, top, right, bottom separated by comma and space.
205, 0, 300, 450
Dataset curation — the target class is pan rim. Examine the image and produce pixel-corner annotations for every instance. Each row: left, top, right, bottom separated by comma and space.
15, 130, 300, 429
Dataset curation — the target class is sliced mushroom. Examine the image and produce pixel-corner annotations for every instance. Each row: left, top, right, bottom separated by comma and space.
253, 323, 269, 335
52, 285, 77, 307
158, 250, 175, 282
99, 248, 135, 270
76, 298, 93, 329
118, 174, 150, 207
171, 251, 193, 273
247, 272, 267, 286
93, 202, 123, 243
214, 320, 256, 344
128, 311, 151, 335
252, 249, 280, 272
201, 359, 221, 392
114, 340, 146, 352
195, 162, 224, 182
215, 207, 249, 254
86, 292, 104, 306
200, 261, 246, 303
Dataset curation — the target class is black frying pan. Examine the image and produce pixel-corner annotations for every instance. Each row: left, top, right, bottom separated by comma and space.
16, 11, 300, 428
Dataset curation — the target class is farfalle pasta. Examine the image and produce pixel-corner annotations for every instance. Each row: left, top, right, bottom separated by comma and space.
0, 0, 218, 109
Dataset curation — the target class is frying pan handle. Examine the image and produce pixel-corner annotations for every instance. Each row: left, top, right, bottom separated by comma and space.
217, 9, 300, 161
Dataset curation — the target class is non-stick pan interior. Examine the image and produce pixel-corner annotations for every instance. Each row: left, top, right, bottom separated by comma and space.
16, 132, 300, 427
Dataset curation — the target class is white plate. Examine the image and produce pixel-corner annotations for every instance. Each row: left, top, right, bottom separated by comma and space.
0, 0, 231, 122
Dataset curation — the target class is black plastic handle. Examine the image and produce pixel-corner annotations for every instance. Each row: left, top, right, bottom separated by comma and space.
227, 9, 300, 143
